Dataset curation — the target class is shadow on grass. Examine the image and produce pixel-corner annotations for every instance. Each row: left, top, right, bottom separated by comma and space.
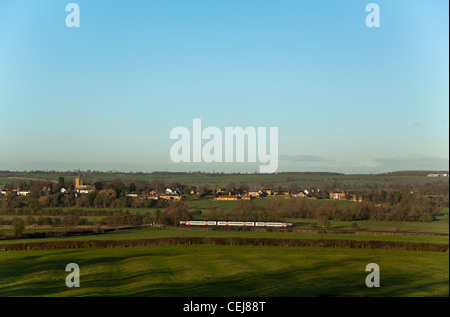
291, 222, 314, 228
0, 250, 182, 296
0, 248, 447, 297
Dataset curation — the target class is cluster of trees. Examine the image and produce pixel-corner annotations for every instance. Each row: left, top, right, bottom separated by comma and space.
0, 215, 90, 227
0, 203, 192, 229
156, 202, 192, 226
352, 183, 448, 206
0, 208, 120, 216
208, 200, 284, 222
207, 193, 443, 223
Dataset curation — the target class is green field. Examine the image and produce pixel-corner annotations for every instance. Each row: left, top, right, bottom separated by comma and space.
0, 245, 447, 297
287, 217, 449, 233
0, 227, 448, 245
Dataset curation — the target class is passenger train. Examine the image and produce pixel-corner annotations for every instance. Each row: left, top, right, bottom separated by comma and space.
180, 220, 293, 228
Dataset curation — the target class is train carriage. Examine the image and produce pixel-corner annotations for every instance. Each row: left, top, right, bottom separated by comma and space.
180, 220, 292, 227
255, 222, 292, 227
217, 221, 255, 227
180, 221, 217, 226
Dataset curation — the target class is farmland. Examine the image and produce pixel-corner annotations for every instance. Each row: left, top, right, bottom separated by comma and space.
0, 226, 448, 245
0, 245, 448, 297
0, 171, 448, 297
0, 212, 448, 297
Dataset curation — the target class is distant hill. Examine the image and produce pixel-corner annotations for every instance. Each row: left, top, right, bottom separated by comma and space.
376, 171, 449, 177
1, 170, 448, 177
1, 169, 449, 190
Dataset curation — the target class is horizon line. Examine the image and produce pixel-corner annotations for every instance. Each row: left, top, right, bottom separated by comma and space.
1, 169, 449, 176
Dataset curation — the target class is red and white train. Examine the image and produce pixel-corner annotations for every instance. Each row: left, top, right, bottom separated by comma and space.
180, 220, 292, 228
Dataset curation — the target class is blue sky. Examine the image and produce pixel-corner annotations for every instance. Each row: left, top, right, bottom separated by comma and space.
0, 0, 448, 173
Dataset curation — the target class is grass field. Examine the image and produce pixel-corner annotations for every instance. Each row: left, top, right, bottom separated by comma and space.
0, 245, 447, 297
287, 217, 449, 233
1, 219, 448, 297
1, 227, 448, 245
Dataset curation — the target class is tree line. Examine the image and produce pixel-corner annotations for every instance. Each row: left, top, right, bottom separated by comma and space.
207, 192, 445, 223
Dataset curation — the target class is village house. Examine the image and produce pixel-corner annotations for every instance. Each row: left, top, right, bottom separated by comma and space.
165, 188, 181, 195
15, 190, 30, 196
291, 192, 307, 198
146, 194, 160, 200
159, 195, 182, 201
329, 191, 346, 200
77, 189, 93, 194
216, 195, 238, 201
248, 189, 268, 198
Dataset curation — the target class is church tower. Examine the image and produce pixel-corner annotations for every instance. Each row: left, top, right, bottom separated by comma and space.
75, 169, 84, 189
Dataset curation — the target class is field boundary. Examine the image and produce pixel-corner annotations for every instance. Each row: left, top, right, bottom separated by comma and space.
1, 237, 448, 252
164, 225, 449, 236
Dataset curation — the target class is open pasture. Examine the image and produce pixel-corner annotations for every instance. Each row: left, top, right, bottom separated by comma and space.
0, 245, 447, 297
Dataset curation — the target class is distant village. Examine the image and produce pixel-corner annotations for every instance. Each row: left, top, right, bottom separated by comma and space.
0, 170, 362, 202
426, 173, 449, 178
210, 187, 361, 202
